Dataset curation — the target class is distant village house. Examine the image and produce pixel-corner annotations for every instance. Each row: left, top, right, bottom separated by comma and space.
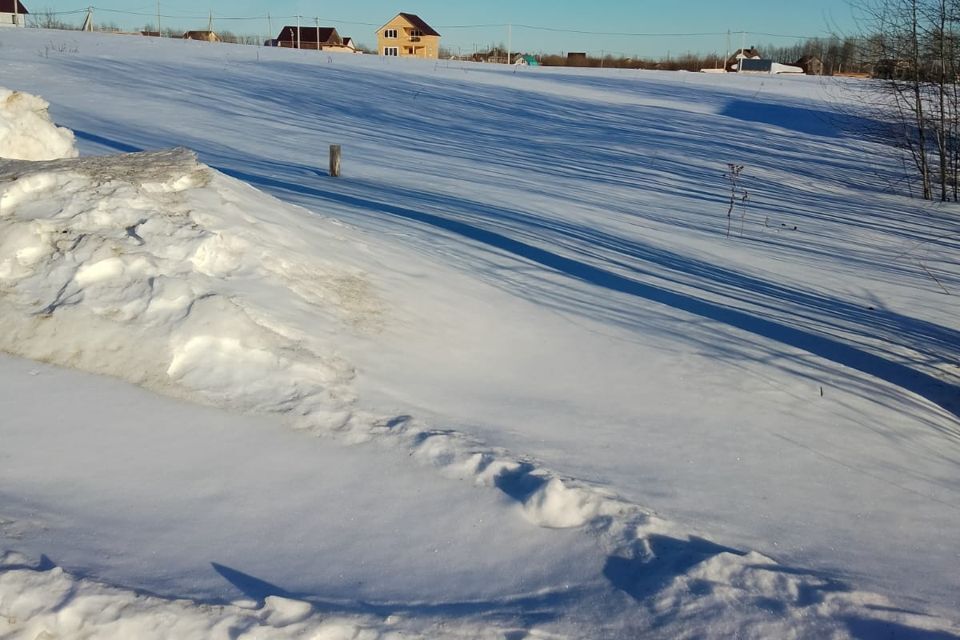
275, 26, 359, 53
471, 47, 509, 64
183, 30, 220, 42
724, 47, 803, 75
794, 55, 823, 75
0, 0, 28, 27
726, 47, 762, 72
377, 13, 440, 59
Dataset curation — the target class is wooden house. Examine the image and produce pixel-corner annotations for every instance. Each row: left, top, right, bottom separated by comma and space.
183, 30, 221, 42
794, 55, 823, 75
376, 13, 440, 59
276, 26, 358, 52
0, 0, 27, 27
726, 47, 762, 71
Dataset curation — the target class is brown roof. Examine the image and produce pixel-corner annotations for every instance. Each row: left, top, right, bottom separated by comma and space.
183, 30, 219, 41
277, 26, 341, 45
395, 13, 440, 37
0, 0, 28, 13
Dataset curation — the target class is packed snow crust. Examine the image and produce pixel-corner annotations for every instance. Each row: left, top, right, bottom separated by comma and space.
0, 27, 958, 639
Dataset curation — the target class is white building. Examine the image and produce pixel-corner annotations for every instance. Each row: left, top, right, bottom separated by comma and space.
0, 0, 28, 27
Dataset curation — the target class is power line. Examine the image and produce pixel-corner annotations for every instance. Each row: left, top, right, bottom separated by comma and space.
513, 24, 730, 37
38, 8, 88, 15
35, 7, 831, 42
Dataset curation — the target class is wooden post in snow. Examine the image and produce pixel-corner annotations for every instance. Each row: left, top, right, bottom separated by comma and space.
329, 145, 341, 177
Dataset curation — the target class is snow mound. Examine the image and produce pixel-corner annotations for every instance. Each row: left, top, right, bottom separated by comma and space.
0, 551, 565, 639
0, 144, 631, 542
0, 552, 402, 640
0, 148, 372, 423
0, 88, 77, 161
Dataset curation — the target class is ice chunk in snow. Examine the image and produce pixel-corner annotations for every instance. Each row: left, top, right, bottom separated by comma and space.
0, 88, 77, 161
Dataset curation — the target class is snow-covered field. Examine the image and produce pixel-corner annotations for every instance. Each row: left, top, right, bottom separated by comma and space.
0, 28, 958, 638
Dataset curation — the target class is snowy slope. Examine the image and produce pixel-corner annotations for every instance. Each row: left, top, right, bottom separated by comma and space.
0, 28, 958, 638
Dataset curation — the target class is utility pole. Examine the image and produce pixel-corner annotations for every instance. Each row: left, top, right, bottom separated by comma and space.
267, 12, 272, 44
725, 30, 730, 71
156, 0, 161, 36
13, 0, 17, 27
296, 15, 301, 49
738, 30, 745, 72
316, 17, 320, 51
81, 6, 94, 31
507, 23, 512, 64
207, 10, 213, 33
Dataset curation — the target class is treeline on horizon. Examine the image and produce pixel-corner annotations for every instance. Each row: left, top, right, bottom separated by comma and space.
489, 37, 870, 75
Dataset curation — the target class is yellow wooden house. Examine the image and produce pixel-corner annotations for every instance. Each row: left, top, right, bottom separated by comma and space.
376, 13, 440, 59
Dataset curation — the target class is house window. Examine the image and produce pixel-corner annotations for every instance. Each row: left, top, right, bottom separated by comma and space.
410, 30, 422, 37
383, 47, 399, 56
384, 29, 398, 39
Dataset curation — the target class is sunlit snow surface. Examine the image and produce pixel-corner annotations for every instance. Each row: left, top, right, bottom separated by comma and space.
0, 28, 958, 638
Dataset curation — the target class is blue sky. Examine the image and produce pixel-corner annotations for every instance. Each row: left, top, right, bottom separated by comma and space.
34, 1, 860, 57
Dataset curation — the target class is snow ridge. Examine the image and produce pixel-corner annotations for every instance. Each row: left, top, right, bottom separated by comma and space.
342, 413, 960, 638
0, 552, 416, 640
0, 149, 359, 426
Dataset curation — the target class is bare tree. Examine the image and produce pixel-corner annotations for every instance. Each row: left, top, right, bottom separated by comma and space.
33, 8, 74, 30
851, 0, 960, 199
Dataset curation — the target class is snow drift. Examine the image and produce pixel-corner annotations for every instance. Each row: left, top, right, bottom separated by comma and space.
0, 146, 365, 426
0, 137, 638, 537
0, 87, 77, 161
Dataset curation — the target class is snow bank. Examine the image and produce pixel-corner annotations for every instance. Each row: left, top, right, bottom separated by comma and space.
0, 148, 360, 425
5, 535, 959, 640
0, 88, 77, 161
0, 552, 409, 640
